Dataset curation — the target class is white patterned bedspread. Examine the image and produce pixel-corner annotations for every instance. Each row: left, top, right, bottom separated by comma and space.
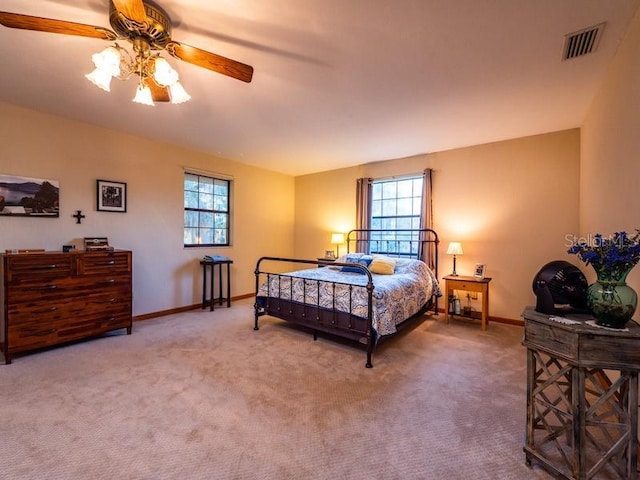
257, 258, 441, 336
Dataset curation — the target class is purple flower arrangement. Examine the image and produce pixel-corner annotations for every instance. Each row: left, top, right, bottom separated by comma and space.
567, 230, 640, 279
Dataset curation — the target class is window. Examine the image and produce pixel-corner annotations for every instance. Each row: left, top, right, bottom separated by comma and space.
183, 172, 230, 247
370, 175, 423, 256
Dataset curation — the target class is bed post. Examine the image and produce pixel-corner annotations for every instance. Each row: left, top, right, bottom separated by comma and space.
254, 258, 262, 331
428, 228, 440, 315
365, 277, 374, 368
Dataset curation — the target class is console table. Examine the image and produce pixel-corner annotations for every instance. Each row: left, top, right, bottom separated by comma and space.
200, 257, 233, 311
522, 306, 640, 479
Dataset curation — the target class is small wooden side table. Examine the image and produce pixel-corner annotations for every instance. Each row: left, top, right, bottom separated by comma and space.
200, 258, 233, 311
522, 307, 640, 479
443, 275, 491, 330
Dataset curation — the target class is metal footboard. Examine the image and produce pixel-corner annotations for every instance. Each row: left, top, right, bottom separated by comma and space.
254, 257, 376, 367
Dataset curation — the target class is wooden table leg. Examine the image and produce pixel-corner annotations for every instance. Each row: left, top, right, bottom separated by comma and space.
226, 262, 231, 307
201, 263, 207, 309
209, 263, 215, 311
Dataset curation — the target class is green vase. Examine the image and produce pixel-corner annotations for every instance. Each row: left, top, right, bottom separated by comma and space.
586, 267, 637, 329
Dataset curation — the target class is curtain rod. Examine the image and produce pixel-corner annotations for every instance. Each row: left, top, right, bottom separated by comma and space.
373, 171, 425, 182
183, 166, 234, 180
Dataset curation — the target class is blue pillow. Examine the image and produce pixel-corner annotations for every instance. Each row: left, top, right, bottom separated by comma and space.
341, 254, 373, 273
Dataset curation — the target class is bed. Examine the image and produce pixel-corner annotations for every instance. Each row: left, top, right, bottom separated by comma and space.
254, 229, 441, 367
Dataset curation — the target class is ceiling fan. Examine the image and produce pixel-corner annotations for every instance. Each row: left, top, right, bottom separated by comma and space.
0, 0, 254, 105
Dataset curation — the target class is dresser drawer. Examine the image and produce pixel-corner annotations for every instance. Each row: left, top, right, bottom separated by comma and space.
77, 251, 131, 275
6, 275, 130, 304
7, 298, 75, 325
60, 311, 132, 338
75, 293, 131, 316
7, 286, 130, 325
5, 254, 73, 283
8, 311, 131, 352
8, 323, 60, 351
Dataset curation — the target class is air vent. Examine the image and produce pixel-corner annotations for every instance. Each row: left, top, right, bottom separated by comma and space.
562, 23, 605, 60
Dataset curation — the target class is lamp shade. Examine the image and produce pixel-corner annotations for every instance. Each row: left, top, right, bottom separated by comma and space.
446, 242, 463, 255
331, 233, 345, 245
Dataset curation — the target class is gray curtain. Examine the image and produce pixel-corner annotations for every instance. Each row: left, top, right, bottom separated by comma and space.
355, 178, 372, 253
420, 169, 435, 268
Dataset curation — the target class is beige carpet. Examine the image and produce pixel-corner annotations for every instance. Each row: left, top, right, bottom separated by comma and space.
0, 299, 551, 479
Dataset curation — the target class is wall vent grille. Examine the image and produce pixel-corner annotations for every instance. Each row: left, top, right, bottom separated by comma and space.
562, 23, 605, 60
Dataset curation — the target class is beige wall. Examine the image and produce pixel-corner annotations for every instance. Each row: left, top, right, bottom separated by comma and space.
581, 7, 640, 289
0, 102, 295, 316
295, 129, 581, 320
6, 0, 638, 323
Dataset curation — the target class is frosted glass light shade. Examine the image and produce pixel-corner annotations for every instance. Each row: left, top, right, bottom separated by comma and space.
169, 81, 191, 104
85, 68, 113, 92
154, 57, 179, 87
132, 84, 155, 106
91, 46, 121, 77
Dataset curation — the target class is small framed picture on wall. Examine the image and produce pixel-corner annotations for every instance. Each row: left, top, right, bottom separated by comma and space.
97, 179, 127, 213
474, 264, 486, 279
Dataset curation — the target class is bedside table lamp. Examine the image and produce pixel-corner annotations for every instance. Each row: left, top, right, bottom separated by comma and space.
446, 242, 463, 276
331, 233, 345, 258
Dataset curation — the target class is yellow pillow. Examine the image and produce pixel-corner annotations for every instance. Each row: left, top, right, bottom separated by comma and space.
369, 256, 396, 275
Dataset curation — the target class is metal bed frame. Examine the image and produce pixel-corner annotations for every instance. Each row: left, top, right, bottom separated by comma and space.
254, 228, 439, 367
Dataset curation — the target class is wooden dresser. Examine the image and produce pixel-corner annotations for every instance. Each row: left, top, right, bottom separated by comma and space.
0, 250, 132, 364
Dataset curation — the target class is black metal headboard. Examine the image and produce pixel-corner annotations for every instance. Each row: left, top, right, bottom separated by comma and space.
346, 228, 439, 276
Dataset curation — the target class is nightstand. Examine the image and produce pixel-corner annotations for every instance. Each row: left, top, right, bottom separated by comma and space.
317, 257, 336, 267
443, 275, 492, 330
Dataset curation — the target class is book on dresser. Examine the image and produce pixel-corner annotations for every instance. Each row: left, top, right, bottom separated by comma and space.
0, 249, 132, 364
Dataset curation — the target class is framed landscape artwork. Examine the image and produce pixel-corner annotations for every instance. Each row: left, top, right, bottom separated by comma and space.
97, 179, 127, 213
0, 174, 60, 217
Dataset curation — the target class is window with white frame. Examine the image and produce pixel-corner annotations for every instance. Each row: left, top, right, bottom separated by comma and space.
183, 172, 230, 247
370, 175, 423, 256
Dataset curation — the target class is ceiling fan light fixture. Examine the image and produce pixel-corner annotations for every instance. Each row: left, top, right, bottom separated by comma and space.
133, 83, 155, 106
85, 68, 114, 92
153, 57, 179, 87
169, 81, 191, 104
0, 2, 254, 107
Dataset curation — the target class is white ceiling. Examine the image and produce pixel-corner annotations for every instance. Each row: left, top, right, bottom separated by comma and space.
1, 0, 638, 176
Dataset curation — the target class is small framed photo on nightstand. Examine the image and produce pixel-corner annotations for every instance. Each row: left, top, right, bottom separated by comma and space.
474, 264, 486, 279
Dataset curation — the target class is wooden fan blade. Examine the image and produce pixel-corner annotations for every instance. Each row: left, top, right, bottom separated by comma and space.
111, 0, 147, 24
166, 41, 253, 83
144, 77, 170, 102
0, 11, 116, 40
